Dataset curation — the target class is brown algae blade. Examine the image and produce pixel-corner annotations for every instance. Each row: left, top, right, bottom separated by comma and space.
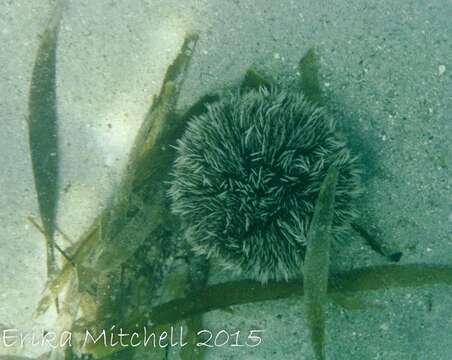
131, 33, 199, 167
303, 167, 338, 360
27, 2, 64, 276
91, 34, 199, 274
299, 48, 323, 105
85, 263, 452, 357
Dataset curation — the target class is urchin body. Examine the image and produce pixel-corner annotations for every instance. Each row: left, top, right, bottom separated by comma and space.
169, 85, 361, 282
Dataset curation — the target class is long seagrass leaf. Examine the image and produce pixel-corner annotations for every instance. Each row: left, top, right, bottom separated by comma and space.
28, 2, 64, 276
84, 263, 452, 358
303, 167, 338, 360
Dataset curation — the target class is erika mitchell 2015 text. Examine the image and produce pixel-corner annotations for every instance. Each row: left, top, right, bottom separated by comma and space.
2, 326, 264, 349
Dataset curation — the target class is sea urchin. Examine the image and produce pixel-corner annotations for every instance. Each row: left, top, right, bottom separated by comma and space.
169, 84, 361, 282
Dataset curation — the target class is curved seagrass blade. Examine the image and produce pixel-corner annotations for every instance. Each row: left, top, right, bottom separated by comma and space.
83, 263, 452, 358
298, 48, 323, 105
27, 1, 65, 277
303, 166, 338, 360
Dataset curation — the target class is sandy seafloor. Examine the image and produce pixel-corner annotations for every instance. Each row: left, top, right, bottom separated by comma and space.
0, 0, 451, 359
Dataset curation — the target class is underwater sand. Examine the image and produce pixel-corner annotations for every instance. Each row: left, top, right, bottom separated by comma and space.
0, 0, 450, 359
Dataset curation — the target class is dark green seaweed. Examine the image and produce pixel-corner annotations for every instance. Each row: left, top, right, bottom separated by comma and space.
27, 3, 64, 277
